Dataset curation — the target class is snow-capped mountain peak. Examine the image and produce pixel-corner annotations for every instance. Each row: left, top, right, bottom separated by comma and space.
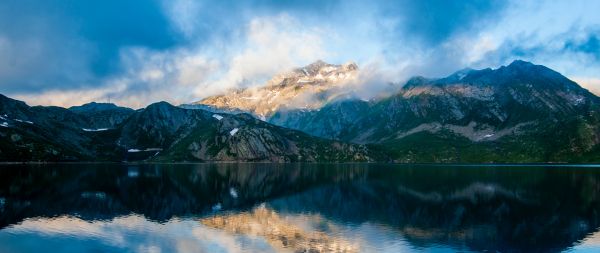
194, 61, 359, 119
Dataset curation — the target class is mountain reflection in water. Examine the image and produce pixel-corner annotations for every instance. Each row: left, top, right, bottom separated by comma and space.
1, 163, 600, 252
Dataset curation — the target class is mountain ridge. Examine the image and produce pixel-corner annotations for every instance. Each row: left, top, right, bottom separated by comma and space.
0, 95, 381, 162
213, 60, 600, 162
1, 60, 599, 163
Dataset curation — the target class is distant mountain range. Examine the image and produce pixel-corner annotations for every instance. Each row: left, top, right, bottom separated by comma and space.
1, 60, 599, 162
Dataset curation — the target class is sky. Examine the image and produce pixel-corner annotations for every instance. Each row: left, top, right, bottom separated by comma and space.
0, 0, 599, 108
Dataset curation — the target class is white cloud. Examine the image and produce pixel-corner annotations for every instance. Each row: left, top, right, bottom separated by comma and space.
11, 14, 333, 108
162, 0, 203, 38
193, 14, 328, 97
12, 82, 127, 108
459, 1, 600, 73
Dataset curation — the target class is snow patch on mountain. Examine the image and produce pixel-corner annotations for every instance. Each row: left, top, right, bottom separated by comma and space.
212, 114, 223, 120
83, 128, 109, 132
128, 148, 163, 153
14, 119, 33, 124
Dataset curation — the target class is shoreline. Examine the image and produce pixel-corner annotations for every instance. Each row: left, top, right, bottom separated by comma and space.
0, 161, 599, 166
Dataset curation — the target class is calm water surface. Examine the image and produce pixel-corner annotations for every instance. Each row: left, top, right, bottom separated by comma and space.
1, 163, 600, 252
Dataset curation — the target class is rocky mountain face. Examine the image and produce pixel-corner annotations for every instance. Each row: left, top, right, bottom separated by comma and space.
200, 60, 600, 162
119, 102, 378, 162
69, 102, 135, 129
190, 60, 359, 120
0, 95, 379, 162
269, 99, 371, 140
0, 94, 116, 161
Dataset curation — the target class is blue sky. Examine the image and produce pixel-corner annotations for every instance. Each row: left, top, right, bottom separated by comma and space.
1, 0, 599, 108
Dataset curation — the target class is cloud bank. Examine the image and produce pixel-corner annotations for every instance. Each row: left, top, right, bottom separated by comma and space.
1, 0, 599, 108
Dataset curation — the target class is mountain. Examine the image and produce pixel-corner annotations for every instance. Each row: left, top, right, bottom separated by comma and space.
276, 60, 598, 140
69, 102, 135, 129
269, 98, 371, 140
200, 60, 600, 162
0, 94, 123, 161
189, 60, 359, 120
0, 95, 380, 162
117, 102, 378, 162
2, 60, 600, 163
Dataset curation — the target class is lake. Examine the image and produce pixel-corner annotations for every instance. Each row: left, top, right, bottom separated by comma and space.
1, 163, 600, 252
